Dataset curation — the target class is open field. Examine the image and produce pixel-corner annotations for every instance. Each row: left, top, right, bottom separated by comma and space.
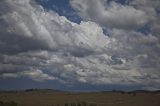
0, 90, 160, 106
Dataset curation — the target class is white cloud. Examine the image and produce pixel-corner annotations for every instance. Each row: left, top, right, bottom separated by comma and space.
130, 0, 160, 36
0, 69, 55, 81
0, 0, 160, 90
70, 0, 149, 29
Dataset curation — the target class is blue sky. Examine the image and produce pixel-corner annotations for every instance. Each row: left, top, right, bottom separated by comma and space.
35, 0, 81, 23
0, 0, 160, 91
36, 0, 151, 35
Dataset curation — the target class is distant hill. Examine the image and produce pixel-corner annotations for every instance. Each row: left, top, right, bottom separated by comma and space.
0, 88, 160, 93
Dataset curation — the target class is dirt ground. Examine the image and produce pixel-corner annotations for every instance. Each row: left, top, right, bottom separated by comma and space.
0, 91, 160, 106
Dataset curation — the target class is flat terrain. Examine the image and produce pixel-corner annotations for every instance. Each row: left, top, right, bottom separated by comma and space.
0, 90, 160, 106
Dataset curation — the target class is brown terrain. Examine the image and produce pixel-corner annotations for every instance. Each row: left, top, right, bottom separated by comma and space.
0, 89, 160, 106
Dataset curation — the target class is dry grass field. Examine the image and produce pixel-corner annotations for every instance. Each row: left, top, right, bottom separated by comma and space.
0, 90, 160, 106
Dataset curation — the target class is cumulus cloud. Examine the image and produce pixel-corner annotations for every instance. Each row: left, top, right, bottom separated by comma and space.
70, 0, 149, 29
130, 0, 160, 36
0, 0, 110, 81
0, 68, 55, 82
0, 0, 160, 90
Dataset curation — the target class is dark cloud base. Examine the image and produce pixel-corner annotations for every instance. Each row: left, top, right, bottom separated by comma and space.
0, 78, 145, 91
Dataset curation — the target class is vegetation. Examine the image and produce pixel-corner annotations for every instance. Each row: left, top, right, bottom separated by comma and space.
57, 102, 96, 106
0, 101, 17, 106
0, 90, 160, 106
0, 101, 96, 106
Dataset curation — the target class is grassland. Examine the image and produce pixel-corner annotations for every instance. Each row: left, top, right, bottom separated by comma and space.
0, 90, 160, 106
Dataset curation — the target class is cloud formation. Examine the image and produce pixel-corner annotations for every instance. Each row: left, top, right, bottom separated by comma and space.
70, 0, 149, 29
0, 0, 160, 90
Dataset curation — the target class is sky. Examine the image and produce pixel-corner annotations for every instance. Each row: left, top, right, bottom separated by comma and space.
0, 0, 160, 91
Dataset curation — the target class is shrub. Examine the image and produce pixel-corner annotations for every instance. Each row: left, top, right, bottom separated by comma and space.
9, 101, 17, 106
0, 101, 4, 106
77, 103, 81, 106
71, 103, 76, 106
0, 101, 18, 106
89, 104, 96, 106
81, 102, 87, 106
64, 103, 69, 106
